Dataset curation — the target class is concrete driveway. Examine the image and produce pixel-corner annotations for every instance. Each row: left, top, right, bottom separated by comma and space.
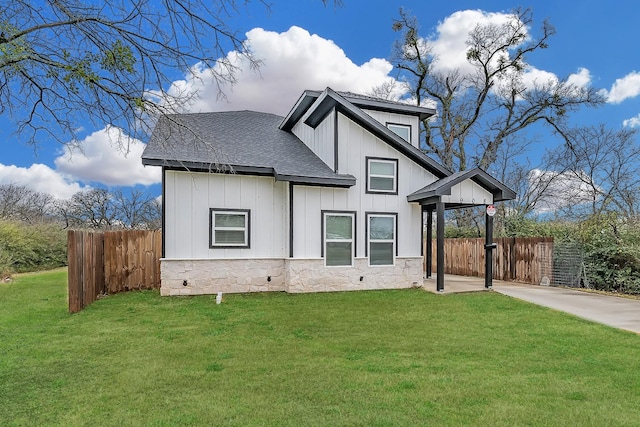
424, 275, 640, 334
494, 283, 640, 334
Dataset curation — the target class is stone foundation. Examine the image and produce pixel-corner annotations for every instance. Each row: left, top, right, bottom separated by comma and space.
285, 257, 423, 293
160, 257, 423, 296
160, 258, 286, 296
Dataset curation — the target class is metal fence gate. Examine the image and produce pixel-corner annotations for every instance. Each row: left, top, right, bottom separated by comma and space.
538, 241, 586, 288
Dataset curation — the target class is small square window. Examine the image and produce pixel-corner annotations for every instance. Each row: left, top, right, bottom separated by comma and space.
387, 123, 411, 142
366, 157, 398, 194
210, 209, 250, 248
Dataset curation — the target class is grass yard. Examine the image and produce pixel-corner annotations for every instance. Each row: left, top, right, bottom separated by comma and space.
1, 270, 640, 426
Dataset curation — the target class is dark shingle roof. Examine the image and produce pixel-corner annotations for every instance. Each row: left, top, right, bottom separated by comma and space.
142, 111, 356, 187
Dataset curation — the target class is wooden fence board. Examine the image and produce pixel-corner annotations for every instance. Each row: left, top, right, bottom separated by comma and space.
68, 230, 162, 313
427, 237, 553, 284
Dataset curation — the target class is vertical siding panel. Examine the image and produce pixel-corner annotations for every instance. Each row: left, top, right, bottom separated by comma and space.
173, 172, 193, 258
306, 187, 322, 258
164, 171, 176, 258
190, 173, 209, 258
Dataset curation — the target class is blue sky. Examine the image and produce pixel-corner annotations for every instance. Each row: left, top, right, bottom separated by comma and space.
2, 0, 640, 199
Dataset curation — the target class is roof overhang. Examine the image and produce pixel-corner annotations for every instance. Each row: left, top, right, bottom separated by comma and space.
407, 168, 517, 207
143, 158, 356, 188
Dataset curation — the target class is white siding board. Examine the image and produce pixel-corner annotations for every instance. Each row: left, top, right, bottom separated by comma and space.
442, 179, 494, 206
364, 109, 421, 148
292, 110, 335, 170
304, 187, 322, 258
173, 173, 194, 257
291, 113, 439, 260
164, 172, 177, 257
191, 173, 210, 258
164, 171, 286, 259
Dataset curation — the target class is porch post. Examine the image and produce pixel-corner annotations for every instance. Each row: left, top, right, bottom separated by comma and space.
436, 201, 445, 292
426, 208, 433, 278
485, 209, 495, 289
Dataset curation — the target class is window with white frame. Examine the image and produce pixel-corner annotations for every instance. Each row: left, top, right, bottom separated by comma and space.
387, 123, 411, 142
323, 212, 355, 266
366, 157, 398, 194
210, 209, 250, 248
367, 213, 396, 266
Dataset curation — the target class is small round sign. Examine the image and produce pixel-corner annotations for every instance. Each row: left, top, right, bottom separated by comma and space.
486, 204, 496, 217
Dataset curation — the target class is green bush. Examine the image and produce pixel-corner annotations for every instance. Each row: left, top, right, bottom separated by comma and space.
579, 215, 640, 295
0, 220, 67, 274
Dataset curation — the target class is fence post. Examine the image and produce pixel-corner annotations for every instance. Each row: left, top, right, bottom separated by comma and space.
67, 230, 84, 313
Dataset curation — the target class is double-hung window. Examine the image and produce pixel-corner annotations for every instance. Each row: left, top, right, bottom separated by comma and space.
366, 157, 398, 194
387, 123, 411, 142
367, 213, 397, 266
323, 211, 355, 266
210, 209, 250, 248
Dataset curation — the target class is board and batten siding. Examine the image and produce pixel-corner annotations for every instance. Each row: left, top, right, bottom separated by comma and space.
291, 110, 336, 170
443, 180, 493, 206
291, 113, 438, 259
363, 109, 420, 148
164, 170, 287, 259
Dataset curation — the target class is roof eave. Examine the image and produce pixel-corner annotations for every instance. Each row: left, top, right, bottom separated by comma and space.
279, 90, 322, 131
275, 173, 356, 187
142, 158, 356, 187
303, 88, 451, 178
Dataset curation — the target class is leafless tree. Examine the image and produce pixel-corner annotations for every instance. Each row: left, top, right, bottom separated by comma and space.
547, 125, 640, 219
389, 8, 604, 231
391, 8, 604, 172
0, 0, 277, 148
111, 188, 160, 229
57, 188, 116, 229
57, 187, 161, 230
0, 183, 54, 223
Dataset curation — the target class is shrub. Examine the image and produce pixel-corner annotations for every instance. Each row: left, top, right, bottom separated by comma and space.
0, 220, 67, 274
579, 214, 640, 294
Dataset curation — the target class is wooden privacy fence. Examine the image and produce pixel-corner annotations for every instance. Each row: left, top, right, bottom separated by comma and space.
426, 237, 554, 284
68, 230, 162, 313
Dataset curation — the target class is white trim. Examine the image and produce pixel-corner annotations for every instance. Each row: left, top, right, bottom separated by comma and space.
367, 214, 396, 267
387, 123, 411, 141
323, 212, 355, 267
367, 158, 398, 193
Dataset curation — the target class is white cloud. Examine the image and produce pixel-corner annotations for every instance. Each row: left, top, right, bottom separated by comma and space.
602, 71, 640, 103
162, 26, 400, 116
529, 168, 597, 214
421, 11, 593, 99
567, 67, 592, 88
623, 113, 640, 128
0, 163, 85, 199
426, 10, 517, 76
55, 126, 161, 186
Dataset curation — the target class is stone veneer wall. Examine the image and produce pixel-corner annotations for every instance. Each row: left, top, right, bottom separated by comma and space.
160, 257, 423, 296
285, 257, 423, 293
160, 258, 286, 296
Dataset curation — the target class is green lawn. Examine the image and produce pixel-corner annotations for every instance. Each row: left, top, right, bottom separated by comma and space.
1, 270, 640, 426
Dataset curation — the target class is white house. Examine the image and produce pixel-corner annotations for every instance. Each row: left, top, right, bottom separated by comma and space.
142, 87, 515, 296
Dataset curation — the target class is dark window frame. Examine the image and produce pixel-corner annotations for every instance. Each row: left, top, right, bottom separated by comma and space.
321, 210, 357, 267
365, 156, 399, 195
365, 212, 398, 266
209, 208, 251, 249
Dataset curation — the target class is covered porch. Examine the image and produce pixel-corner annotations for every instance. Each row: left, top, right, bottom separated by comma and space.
408, 168, 517, 292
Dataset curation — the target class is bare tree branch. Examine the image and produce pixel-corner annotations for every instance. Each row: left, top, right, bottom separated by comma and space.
0, 0, 270, 147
